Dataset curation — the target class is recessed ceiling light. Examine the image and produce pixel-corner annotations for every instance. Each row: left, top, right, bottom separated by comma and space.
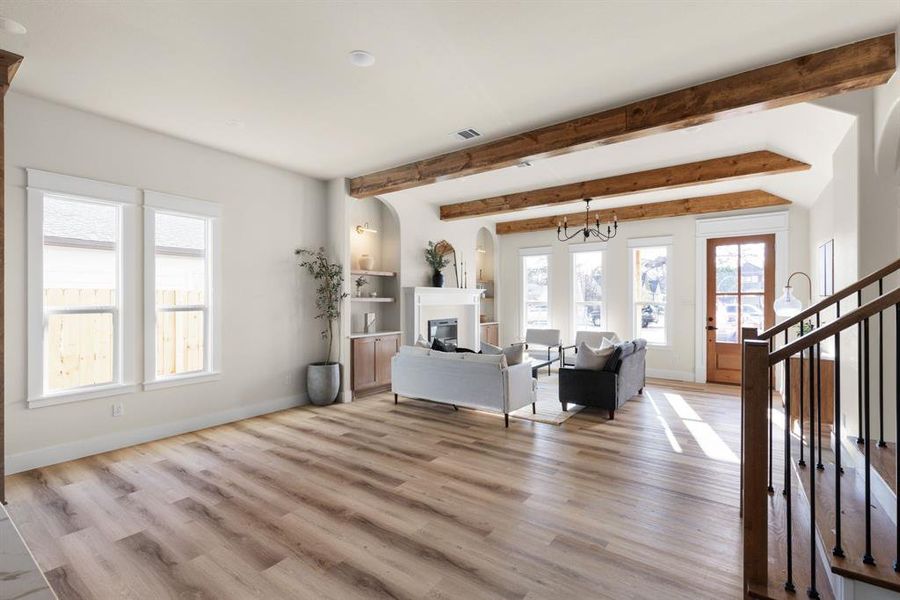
349, 50, 375, 67
0, 17, 26, 35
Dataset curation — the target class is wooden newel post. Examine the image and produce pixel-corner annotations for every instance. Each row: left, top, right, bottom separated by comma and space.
742, 337, 769, 595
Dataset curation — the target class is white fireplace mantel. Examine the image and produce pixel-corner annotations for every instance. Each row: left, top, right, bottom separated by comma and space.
403, 287, 484, 347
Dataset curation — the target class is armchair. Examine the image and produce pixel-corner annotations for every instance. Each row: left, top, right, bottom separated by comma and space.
524, 328, 562, 375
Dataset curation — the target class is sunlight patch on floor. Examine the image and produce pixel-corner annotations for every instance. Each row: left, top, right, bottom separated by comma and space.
658, 391, 739, 463
645, 391, 683, 454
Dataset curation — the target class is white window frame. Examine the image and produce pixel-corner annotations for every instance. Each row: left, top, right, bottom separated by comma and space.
628, 236, 673, 348
519, 246, 552, 336
569, 242, 607, 333
143, 190, 222, 390
26, 169, 140, 408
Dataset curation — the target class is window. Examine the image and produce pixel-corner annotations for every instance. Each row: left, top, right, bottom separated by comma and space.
630, 238, 671, 345
571, 245, 604, 331
144, 191, 221, 388
27, 170, 139, 406
520, 248, 551, 332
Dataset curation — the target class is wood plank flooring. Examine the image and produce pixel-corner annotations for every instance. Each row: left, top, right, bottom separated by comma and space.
5, 378, 745, 599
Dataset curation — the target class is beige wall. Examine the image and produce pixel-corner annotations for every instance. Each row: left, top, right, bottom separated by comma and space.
5, 92, 328, 471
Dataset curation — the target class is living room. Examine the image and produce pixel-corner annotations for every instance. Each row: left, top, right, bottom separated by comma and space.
2, 2, 900, 600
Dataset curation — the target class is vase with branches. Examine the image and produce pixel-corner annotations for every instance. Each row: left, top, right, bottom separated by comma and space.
425, 241, 450, 287
354, 275, 368, 298
295, 247, 349, 405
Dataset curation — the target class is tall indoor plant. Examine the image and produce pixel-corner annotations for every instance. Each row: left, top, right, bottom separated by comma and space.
295, 247, 349, 405
425, 240, 450, 287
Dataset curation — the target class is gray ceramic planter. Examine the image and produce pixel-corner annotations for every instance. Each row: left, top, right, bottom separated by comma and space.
307, 362, 340, 406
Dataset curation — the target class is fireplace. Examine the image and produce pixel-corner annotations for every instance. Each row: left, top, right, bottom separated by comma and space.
428, 318, 458, 346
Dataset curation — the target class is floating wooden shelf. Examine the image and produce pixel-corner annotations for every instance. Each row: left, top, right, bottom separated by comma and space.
351, 297, 395, 303
351, 270, 396, 277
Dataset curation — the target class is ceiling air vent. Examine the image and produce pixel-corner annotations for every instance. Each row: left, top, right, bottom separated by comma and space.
454, 128, 481, 141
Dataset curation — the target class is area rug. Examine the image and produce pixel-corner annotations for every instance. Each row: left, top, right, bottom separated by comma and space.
510, 370, 583, 425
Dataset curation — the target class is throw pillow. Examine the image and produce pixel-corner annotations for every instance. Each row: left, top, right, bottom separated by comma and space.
455, 347, 477, 354
503, 343, 525, 366
431, 338, 450, 352
574, 341, 614, 370
480, 341, 502, 355
415, 335, 431, 348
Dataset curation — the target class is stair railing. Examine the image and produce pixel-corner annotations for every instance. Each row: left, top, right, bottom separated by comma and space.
742, 274, 900, 597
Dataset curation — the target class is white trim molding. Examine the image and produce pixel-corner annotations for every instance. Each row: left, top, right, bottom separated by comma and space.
518, 245, 552, 257
143, 195, 223, 389
26, 170, 140, 408
628, 235, 674, 248
568, 241, 607, 253
694, 211, 790, 383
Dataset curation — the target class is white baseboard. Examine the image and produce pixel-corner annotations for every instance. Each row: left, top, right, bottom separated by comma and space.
6, 393, 307, 474
646, 368, 695, 382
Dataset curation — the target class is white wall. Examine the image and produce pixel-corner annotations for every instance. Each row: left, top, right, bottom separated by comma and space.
497, 206, 809, 381
5, 92, 328, 472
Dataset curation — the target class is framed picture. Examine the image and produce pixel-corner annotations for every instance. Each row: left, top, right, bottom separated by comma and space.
818, 239, 834, 297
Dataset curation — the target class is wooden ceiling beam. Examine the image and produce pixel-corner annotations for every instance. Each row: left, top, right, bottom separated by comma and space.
440, 151, 807, 220
348, 33, 894, 198
494, 190, 791, 235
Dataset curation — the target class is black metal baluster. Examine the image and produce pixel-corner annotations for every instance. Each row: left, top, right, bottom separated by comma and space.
784, 358, 795, 592
864, 317, 875, 565
895, 302, 899, 572
858, 290, 864, 444
799, 338, 806, 467
816, 312, 824, 470
808, 345, 820, 598
834, 303, 844, 558
878, 279, 886, 447
769, 337, 774, 493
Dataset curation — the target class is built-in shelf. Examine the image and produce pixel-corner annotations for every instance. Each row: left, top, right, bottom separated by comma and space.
349, 330, 403, 339
351, 297, 395, 303
351, 270, 396, 277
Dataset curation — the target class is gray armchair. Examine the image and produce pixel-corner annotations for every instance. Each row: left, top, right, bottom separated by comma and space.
524, 328, 562, 375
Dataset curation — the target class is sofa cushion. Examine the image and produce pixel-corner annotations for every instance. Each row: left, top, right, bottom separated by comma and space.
602, 341, 635, 372
574, 341, 615, 370
431, 338, 457, 352
481, 341, 524, 366
633, 338, 647, 352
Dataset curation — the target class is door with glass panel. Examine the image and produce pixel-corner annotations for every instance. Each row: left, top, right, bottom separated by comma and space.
706, 235, 775, 384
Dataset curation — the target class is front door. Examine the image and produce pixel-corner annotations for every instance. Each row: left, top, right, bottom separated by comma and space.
706, 235, 775, 384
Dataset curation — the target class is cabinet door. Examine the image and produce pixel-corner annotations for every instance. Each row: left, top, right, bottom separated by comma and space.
352, 337, 377, 390
482, 324, 499, 346
375, 335, 399, 386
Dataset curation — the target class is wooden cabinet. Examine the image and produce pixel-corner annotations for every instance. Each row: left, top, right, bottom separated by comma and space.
352, 334, 399, 396
481, 323, 499, 346
786, 352, 835, 433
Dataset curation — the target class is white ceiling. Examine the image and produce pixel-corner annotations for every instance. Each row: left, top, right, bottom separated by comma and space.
385, 103, 856, 221
0, 1, 896, 180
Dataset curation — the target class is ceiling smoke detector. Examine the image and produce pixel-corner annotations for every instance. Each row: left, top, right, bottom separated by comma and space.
349, 50, 375, 67
0, 17, 26, 35
454, 128, 481, 141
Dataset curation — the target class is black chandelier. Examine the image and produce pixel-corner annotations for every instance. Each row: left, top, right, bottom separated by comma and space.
557, 198, 618, 242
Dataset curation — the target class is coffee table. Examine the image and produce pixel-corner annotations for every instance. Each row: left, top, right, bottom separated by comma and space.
529, 356, 557, 378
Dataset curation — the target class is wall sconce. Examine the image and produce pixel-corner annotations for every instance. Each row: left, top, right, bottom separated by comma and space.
355, 222, 378, 234
476, 246, 486, 254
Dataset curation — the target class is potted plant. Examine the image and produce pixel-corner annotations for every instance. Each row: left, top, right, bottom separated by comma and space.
295, 247, 349, 406
425, 241, 450, 287
354, 275, 368, 298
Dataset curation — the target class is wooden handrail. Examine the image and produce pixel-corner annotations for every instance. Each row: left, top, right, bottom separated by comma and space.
769, 285, 900, 365
758, 257, 900, 341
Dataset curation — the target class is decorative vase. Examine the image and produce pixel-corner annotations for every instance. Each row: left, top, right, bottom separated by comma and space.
307, 362, 340, 406
432, 270, 444, 287
359, 255, 375, 271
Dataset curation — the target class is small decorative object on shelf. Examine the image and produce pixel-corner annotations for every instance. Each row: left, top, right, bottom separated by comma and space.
364, 312, 376, 333
354, 275, 368, 298
369, 291, 378, 298
359, 254, 375, 271
425, 240, 449, 288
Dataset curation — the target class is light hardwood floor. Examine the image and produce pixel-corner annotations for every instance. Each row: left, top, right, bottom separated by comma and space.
5, 378, 744, 599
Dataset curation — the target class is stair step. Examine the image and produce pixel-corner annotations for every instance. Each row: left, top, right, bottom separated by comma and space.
848, 437, 896, 494
748, 475, 835, 600
801, 462, 900, 592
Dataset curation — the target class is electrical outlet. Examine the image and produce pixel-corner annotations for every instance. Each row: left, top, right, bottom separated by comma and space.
112, 402, 124, 417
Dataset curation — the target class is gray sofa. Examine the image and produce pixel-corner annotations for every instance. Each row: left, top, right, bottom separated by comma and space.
558, 339, 647, 419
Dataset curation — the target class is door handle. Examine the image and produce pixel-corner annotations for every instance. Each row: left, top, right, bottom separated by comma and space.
706, 325, 717, 331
